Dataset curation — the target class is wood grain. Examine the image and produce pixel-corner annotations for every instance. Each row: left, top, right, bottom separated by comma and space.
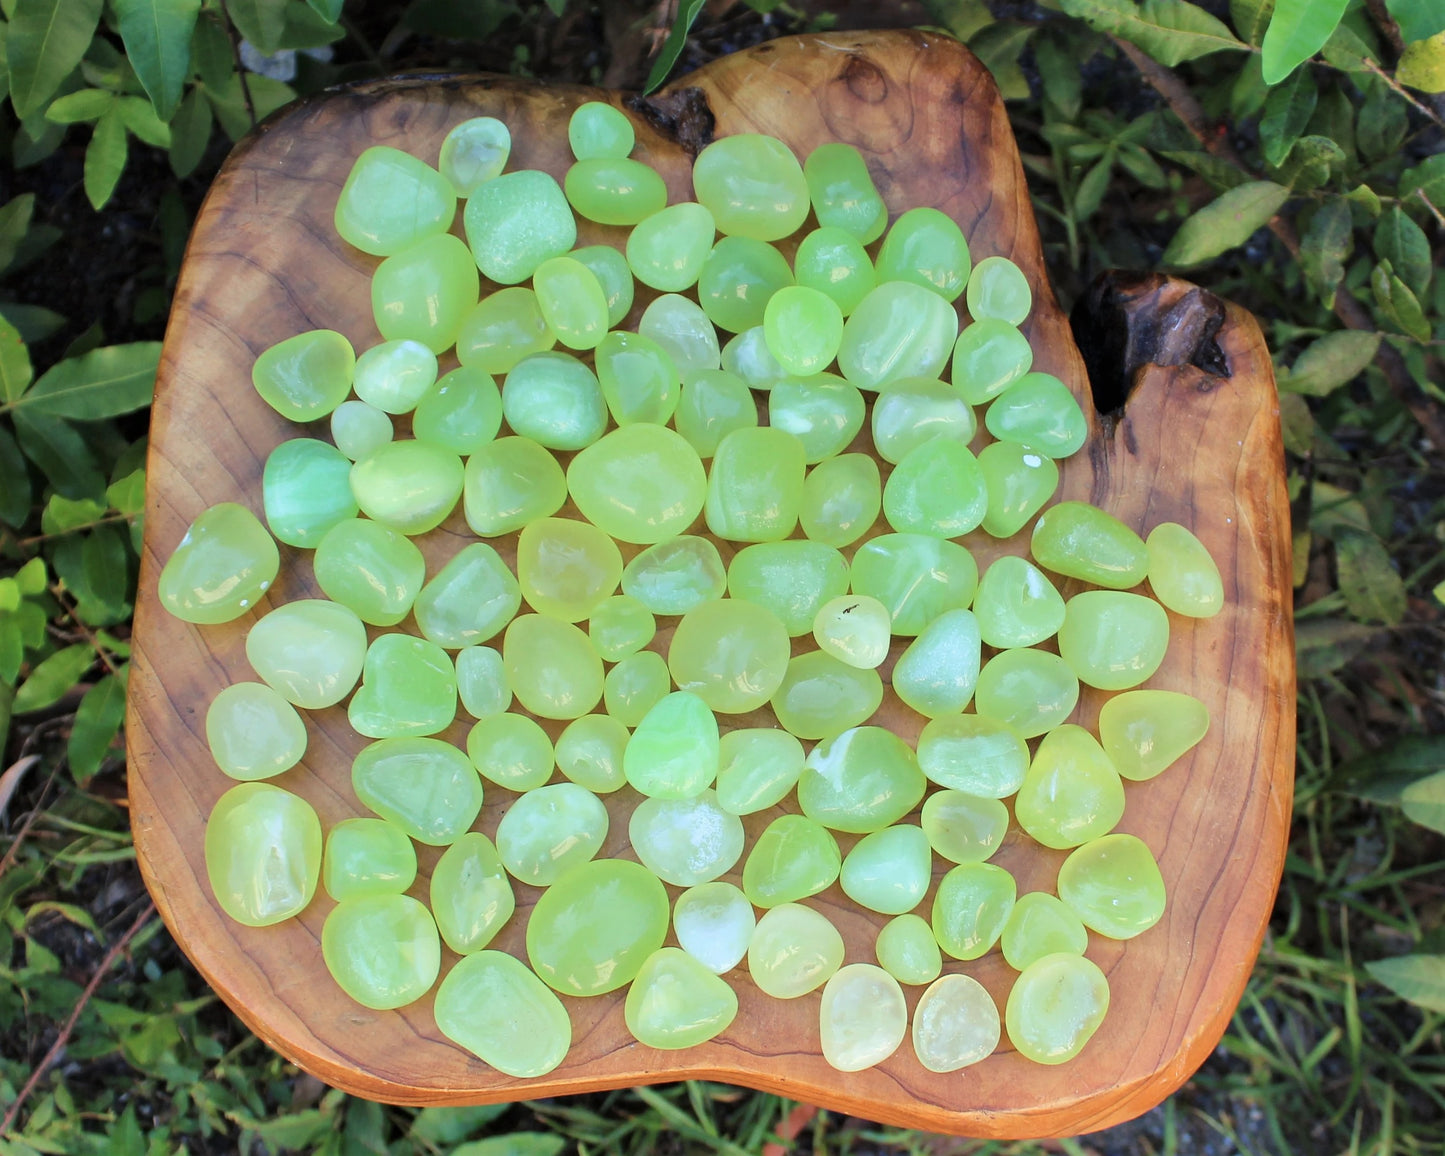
127, 30, 1295, 1138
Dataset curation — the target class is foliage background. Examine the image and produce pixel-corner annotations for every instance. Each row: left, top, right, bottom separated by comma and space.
1, 0, 1443, 1152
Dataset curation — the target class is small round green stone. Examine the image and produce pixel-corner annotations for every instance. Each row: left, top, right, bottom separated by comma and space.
313, 517, 426, 627
793, 226, 877, 317
721, 326, 787, 389
1001, 892, 1088, 972
465, 712, 555, 791
502, 352, 606, 450
870, 377, 976, 465
638, 294, 721, 379
206, 682, 306, 781
668, 597, 791, 713
1014, 724, 1125, 849
913, 974, 1001, 1072
568, 424, 707, 544
763, 286, 844, 378
931, 861, 1016, 961
430, 833, 515, 954
555, 713, 630, 793
622, 536, 726, 615
347, 633, 458, 739
1057, 590, 1170, 690
570, 245, 635, 328
1098, 689, 1209, 782
1146, 521, 1224, 617
883, 439, 988, 537
973, 555, 1065, 648
352, 737, 483, 846
323, 817, 417, 901
414, 542, 521, 649
629, 789, 744, 886
159, 502, 278, 624
1057, 833, 1167, 940
916, 713, 1029, 798
849, 533, 978, 636
496, 782, 609, 886
568, 101, 635, 159
766, 374, 864, 463
1006, 953, 1110, 1065
748, 903, 845, 999
627, 202, 716, 293
837, 282, 958, 391
564, 158, 668, 226
335, 146, 456, 257
838, 824, 932, 916
1031, 501, 1149, 589
697, 236, 795, 334
204, 782, 321, 927
263, 438, 357, 548
965, 255, 1031, 324
245, 599, 366, 709
874, 206, 971, 301
674, 370, 758, 458
456, 287, 556, 375
952, 319, 1033, 405
371, 233, 479, 354
803, 142, 886, 243
532, 256, 609, 351
330, 400, 392, 462
604, 650, 672, 727
798, 725, 926, 834
434, 950, 571, 1077
503, 614, 603, 720
588, 594, 656, 661
812, 594, 890, 670
875, 914, 943, 986
624, 691, 720, 799
892, 608, 982, 718
705, 427, 807, 542
820, 963, 908, 1072
692, 133, 809, 241
714, 728, 805, 815
517, 516, 623, 622
594, 330, 680, 426
252, 329, 355, 422
350, 440, 464, 535
973, 648, 1079, 738
412, 366, 502, 457
462, 437, 567, 537
626, 947, 739, 1049
771, 650, 883, 740
438, 116, 510, 196
799, 454, 881, 548
985, 371, 1088, 459
921, 790, 1008, 864
321, 894, 440, 1010
742, 814, 841, 908
977, 441, 1059, 539
464, 169, 577, 285
353, 339, 438, 415
727, 540, 850, 636
455, 645, 511, 718
673, 881, 756, 974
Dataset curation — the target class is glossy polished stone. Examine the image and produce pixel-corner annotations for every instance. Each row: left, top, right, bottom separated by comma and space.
159, 503, 278, 624
594, 331, 680, 426
568, 424, 708, 544
874, 206, 971, 301
371, 233, 479, 353
837, 281, 958, 390
571, 245, 635, 328
985, 372, 1088, 459
624, 691, 720, 799
892, 608, 982, 718
977, 441, 1059, 539
312, 517, 426, 627
771, 650, 883, 740
973, 648, 1080, 738
429, 832, 515, 954
622, 536, 727, 615
322, 817, 416, 901
721, 325, 787, 389
742, 813, 841, 907
973, 555, 1065, 648
869, 376, 976, 465
516, 516, 623, 622
913, 973, 1001, 1072
245, 599, 366, 709
874, 913, 943, 986
263, 438, 357, 548
1014, 724, 1125, 850
554, 713, 630, 794
714, 728, 805, 815
952, 319, 1032, 406
673, 881, 756, 974
465, 712, 555, 791
793, 226, 876, 316
434, 950, 571, 1077
1057, 833, 1167, 939
413, 542, 521, 649
603, 650, 672, 727
668, 597, 791, 713
347, 633, 457, 739
1031, 501, 1149, 589
639, 293, 721, 379
921, 790, 1009, 865
321, 894, 439, 1010
335, 146, 455, 256
1057, 590, 1170, 690
462, 436, 567, 538
627, 202, 716, 292
588, 594, 656, 661
747, 902, 845, 998
455, 288, 556, 375
456, 645, 511, 719
463, 169, 576, 285
1098, 689, 1210, 781
1147, 521, 1224, 617
692, 133, 810, 241
532, 256, 609, 351
351, 737, 483, 846
1001, 892, 1089, 972
812, 594, 891, 670
727, 540, 850, 636
1005, 953, 1110, 1065
252, 329, 354, 422
819, 964, 907, 1071
501, 352, 607, 451
412, 366, 503, 457
798, 725, 925, 834
629, 789, 744, 886
330, 400, 392, 462
503, 614, 604, 719
916, 714, 1029, 798
352, 339, 438, 415
705, 427, 807, 543
931, 862, 1016, 961
803, 143, 886, 242
766, 374, 864, 463
674, 370, 759, 458
965, 255, 1031, 324
697, 235, 794, 334
763, 287, 844, 378
625, 947, 739, 1049
349, 440, 464, 536
849, 533, 977, 636
204, 782, 321, 927
438, 116, 509, 195
839, 824, 932, 916
565, 157, 667, 225
799, 453, 881, 549
496, 782, 609, 886
206, 682, 307, 781
569, 102, 635, 159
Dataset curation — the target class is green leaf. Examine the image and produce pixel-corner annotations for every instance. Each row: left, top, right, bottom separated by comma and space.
969, 21, 1034, 101
226, 0, 288, 54
408, 1106, 510, 1146
1374, 206, 1432, 298
1370, 260, 1431, 342
67, 668, 126, 781
0, 425, 31, 526
41, 493, 106, 534
15, 557, 47, 596
203, 71, 295, 139
1075, 150, 1115, 219
1, 303, 68, 342
1163, 180, 1289, 266
642, 0, 705, 96
16, 341, 160, 420
6, 0, 104, 119
1230, 0, 1274, 45
401, 0, 517, 40
82, 523, 130, 616
1321, 22, 1379, 71
0, 316, 33, 404
542, 0, 565, 14
113, 0, 200, 120
44, 86, 112, 123
1261, 0, 1348, 82
1398, 32, 1445, 93
117, 94, 171, 148
83, 104, 128, 211
1335, 527, 1406, 625
1259, 67, 1316, 167
105, 468, 145, 517
306, 0, 342, 20
0, 620, 23, 685
1365, 955, 1445, 1012
1357, 76, 1407, 161
1401, 772, 1445, 834
0, 194, 37, 276
167, 85, 212, 178
252, 1108, 340, 1150
1295, 618, 1377, 678
1281, 330, 1379, 396
1386, 0, 1445, 43
1299, 199, 1352, 307
1035, 34, 1082, 121
12, 642, 93, 713
12, 410, 104, 498
1399, 154, 1445, 207
1059, 0, 1244, 65
1158, 149, 1251, 190
453, 1136, 567, 1156
1276, 134, 1344, 191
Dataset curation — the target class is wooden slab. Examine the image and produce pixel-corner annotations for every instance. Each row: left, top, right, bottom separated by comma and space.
126, 29, 1295, 1139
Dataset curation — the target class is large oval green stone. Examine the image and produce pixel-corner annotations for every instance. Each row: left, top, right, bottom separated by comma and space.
837, 281, 958, 390
1057, 832, 1167, 939
1146, 521, 1224, 617
624, 691, 719, 799
973, 554, 1064, 648
517, 516, 623, 623
414, 542, 520, 649
159, 503, 278, 624
627, 201, 716, 292
1032, 501, 1149, 589
463, 169, 576, 284
456, 287, 556, 375
312, 517, 425, 627
350, 440, 464, 535
321, 894, 440, 1010
803, 142, 886, 243
564, 157, 666, 225
204, 782, 321, 927
629, 789, 744, 886
698, 236, 794, 334
496, 782, 609, 886
912, 973, 1001, 1072
252, 329, 354, 422
714, 728, 805, 815
705, 427, 807, 542
348, 633, 457, 739
532, 256, 609, 351
767, 374, 864, 463
1057, 590, 1170, 690
965, 255, 1031, 324
622, 535, 726, 615
462, 437, 567, 537
839, 824, 932, 915
799, 454, 881, 548
353, 339, 438, 415
771, 651, 883, 740
973, 648, 1080, 738
727, 540, 850, 636
892, 608, 982, 718
931, 861, 1015, 960
625, 947, 739, 1049
692, 133, 809, 241
794, 226, 876, 317
952, 319, 1033, 405
568, 102, 635, 159
263, 438, 357, 548
916, 713, 1029, 798
503, 614, 603, 720
335, 146, 455, 256
668, 597, 790, 713
1001, 892, 1088, 972
849, 533, 977, 636
322, 817, 417, 901
874, 206, 971, 301
639, 294, 721, 379
245, 599, 366, 709
977, 441, 1059, 539
463, 711, 549, 788
206, 682, 307, 781
748, 902, 844, 998
819, 964, 908, 1072
568, 424, 708, 544
412, 367, 502, 456
883, 439, 987, 537
438, 116, 509, 195
434, 950, 571, 1077
1014, 724, 1125, 849
673, 881, 755, 973
870, 376, 976, 465
742, 813, 841, 908
1006, 953, 1110, 1064
352, 737, 483, 845
372, 233, 479, 354
1098, 689, 1209, 782
429, 832, 514, 954
502, 352, 607, 451
798, 725, 926, 833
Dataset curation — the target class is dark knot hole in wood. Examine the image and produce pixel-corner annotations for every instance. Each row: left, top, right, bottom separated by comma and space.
630, 87, 717, 156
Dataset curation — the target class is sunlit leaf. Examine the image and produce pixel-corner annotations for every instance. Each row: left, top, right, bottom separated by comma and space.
68, 669, 127, 782
12, 643, 93, 713
83, 104, 128, 211
17, 342, 161, 420
1261, 0, 1348, 82
114, 0, 201, 120
6, 0, 104, 119
642, 0, 705, 96
1163, 181, 1289, 266
1386, 0, 1445, 44
1365, 955, 1445, 1012
1061, 0, 1245, 65
1281, 330, 1379, 397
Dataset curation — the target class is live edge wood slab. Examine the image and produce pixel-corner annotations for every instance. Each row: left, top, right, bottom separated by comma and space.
126, 29, 1295, 1139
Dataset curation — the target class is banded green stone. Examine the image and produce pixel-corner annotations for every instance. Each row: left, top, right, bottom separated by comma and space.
623, 691, 719, 799
353, 339, 438, 415
455, 287, 556, 375
882, 439, 987, 537
350, 440, 464, 535
245, 599, 366, 709
721, 326, 787, 389
263, 438, 357, 548
767, 374, 864, 463
568, 424, 707, 544
793, 226, 876, 317
705, 427, 807, 542
1031, 501, 1149, 589
312, 517, 425, 626
629, 789, 744, 886
803, 142, 886, 243
692, 133, 809, 241
330, 400, 392, 462
594, 330, 680, 426
985, 371, 1088, 459
837, 281, 958, 390
839, 824, 932, 916
455, 645, 511, 718
931, 861, 1015, 960
952, 319, 1033, 405
322, 817, 416, 901
625, 947, 739, 1049
674, 370, 758, 458
412, 367, 502, 456
335, 146, 456, 256
638, 294, 720, 379
496, 782, 609, 886
798, 725, 926, 833
869, 376, 976, 465
622, 535, 726, 615
501, 352, 606, 451
973, 648, 1079, 738
347, 633, 457, 739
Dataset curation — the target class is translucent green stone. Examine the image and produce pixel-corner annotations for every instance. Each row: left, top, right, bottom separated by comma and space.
429, 832, 515, 954
673, 881, 755, 974
622, 536, 726, 614
912, 973, 1001, 1072
564, 158, 667, 225
464, 169, 577, 285
569, 101, 635, 159
698, 236, 794, 333
767, 374, 864, 462
555, 713, 630, 793
1001, 892, 1088, 972
160, 502, 278, 623
434, 950, 571, 1077
533, 256, 609, 351
803, 142, 886, 243
322, 894, 440, 1010
501, 352, 606, 451
721, 326, 787, 390
588, 594, 655, 661
812, 594, 890, 669
462, 437, 567, 537
705, 427, 806, 542
263, 438, 357, 547
413, 542, 521, 648
352, 737, 483, 845
839, 824, 932, 915
837, 282, 958, 390
883, 439, 987, 537
986, 372, 1088, 459
323, 817, 417, 901
875, 914, 943, 986
973, 555, 1065, 649
849, 533, 977, 636
870, 377, 976, 465
331, 400, 392, 462
526, 858, 670, 996
763, 287, 844, 378
771, 651, 883, 740
921, 790, 1008, 864
517, 516, 623, 622
624, 691, 719, 799
626, 947, 739, 1049
1098, 689, 1208, 782
456, 645, 511, 718
820, 964, 907, 1072
714, 728, 805, 815
931, 862, 1015, 960
1058, 833, 1167, 939
335, 146, 456, 256
799, 454, 881, 548
350, 440, 463, 536
312, 517, 425, 627
965, 256, 1031, 324
630, 789, 744, 886
604, 650, 671, 727
372, 233, 479, 354
1031, 501, 1148, 589
916, 714, 1029, 798
348, 633, 457, 739
668, 598, 790, 713
204, 782, 321, 926
245, 599, 366, 709
799, 725, 925, 834
1014, 724, 1124, 849
742, 813, 841, 907
952, 319, 1033, 405
675, 370, 758, 458
977, 441, 1059, 539
628, 202, 715, 292
595, 331, 680, 426
1005, 953, 1110, 1064
413, 367, 502, 456
252, 329, 354, 421
1146, 522, 1224, 617
570, 245, 635, 328
569, 425, 708, 545
727, 540, 850, 636
456, 287, 556, 375
875, 207, 971, 301
503, 614, 604, 719
353, 339, 438, 416
973, 648, 1079, 738
638, 294, 720, 379
692, 133, 809, 241
496, 782, 609, 885
796, 232, 877, 328
438, 116, 510, 196
1058, 590, 1170, 690
748, 903, 845, 998
206, 682, 306, 781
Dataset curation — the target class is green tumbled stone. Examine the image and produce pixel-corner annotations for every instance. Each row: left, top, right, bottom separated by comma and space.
916, 714, 1029, 798
673, 881, 755, 973
496, 782, 609, 886
721, 326, 787, 390
763, 287, 844, 378
160, 503, 278, 624
263, 438, 357, 548
743, 813, 841, 907
748, 903, 845, 998
1098, 689, 1209, 782
526, 858, 670, 996
973, 648, 1079, 738
812, 593, 890, 669
595, 330, 680, 426
206, 682, 306, 781
1001, 892, 1088, 972
252, 329, 354, 421
455, 645, 511, 718
675, 370, 759, 458
630, 789, 744, 886
354, 339, 438, 415
875, 914, 943, 986
1147, 522, 1224, 617
985, 371, 1088, 459
245, 599, 366, 709
413, 367, 502, 456
438, 116, 510, 196
803, 142, 886, 243
336, 146, 456, 256
624, 691, 719, 799
434, 950, 571, 1077
533, 256, 609, 351
639, 294, 721, 379
771, 651, 883, 740
204, 782, 321, 927
875, 207, 971, 301
348, 633, 457, 739
952, 319, 1033, 406
973, 555, 1065, 648
322, 894, 440, 1010
323, 817, 417, 901
628, 202, 716, 292
849, 533, 977, 636
330, 400, 392, 462
706, 427, 807, 543
1032, 501, 1149, 589
921, 790, 1008, 864
564, 157, 667, 225
1057, 833, 1167, 939
571, 245, 635, 328
350, 440, 463, 536
604, 650, 671, 727
462, 437, 567, 537
502, 352, 606, 451
372, 233, 479, 354
913, 973, 1001, 1072
313, 517, 426, 627
569, 424, 707, 545
799, 725, 925, 834
622, 536, 726, 615
698, 236, 794, 333
820, 964, 908, 1072
794, 226, 876, 317
839, 824, 932, 916
1014, 724, 1125, 850
931, 861, 1016, 960
767, 374, 864, 463
715, 728, 805, 815
517, 516, 623, 623
1058, 590, 1170, 690
799, 454, 881, 549
668, 598, 790, 713
870, 377, 976, 465
504, 614, 604, 719
464, 169, 577, 285
1006, 953, 1110, 1064
977, 441, 1059, 539
965, 256, 1031, 324
470, 711, 558, 793
555, 713, 630, 793
456, 288, 556, 375
837, 282, 959, 390
430, 832, 514, 954
893, 607, 981, 717
883, 439, 988, 537
352, 737, 483, 845
414, 542, 521, 649
589, 594, 656, 661
692, 134, 809, 241
626, 947, 739, 1049
569, 101, 635, 159
728, 539, 850, 636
